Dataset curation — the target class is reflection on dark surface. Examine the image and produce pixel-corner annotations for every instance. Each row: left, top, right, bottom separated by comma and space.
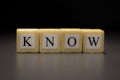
16, 53, 104, 80
1, 33, 120, 80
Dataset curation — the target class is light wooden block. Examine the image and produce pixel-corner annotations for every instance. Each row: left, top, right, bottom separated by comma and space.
39, 29, 60, 53
16, 29, 39, 52
60, 29, 83, 52
82, 29, 104, 53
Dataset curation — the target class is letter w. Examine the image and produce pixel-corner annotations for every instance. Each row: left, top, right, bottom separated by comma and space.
88, 37, 100, 46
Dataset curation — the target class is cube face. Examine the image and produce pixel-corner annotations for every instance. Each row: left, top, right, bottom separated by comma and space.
17, 29, 39, 52
83, 29, 104, 53
61, 29, 82, 52
64, 34, 80, 49
20, 34, 36, 49
39, 29, 60, 52
42, 34, 58, 49
86, 34, 101, 49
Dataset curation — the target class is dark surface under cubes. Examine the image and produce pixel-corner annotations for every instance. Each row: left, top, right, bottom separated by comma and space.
0, 32, 120, 80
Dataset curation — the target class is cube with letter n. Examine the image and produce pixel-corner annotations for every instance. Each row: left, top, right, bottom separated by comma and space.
39, 29, 60, 52
16, 29, 39, 52
82, 29, 104, 53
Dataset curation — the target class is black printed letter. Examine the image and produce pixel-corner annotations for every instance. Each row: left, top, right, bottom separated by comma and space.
23, 37, 32, 46
67, 37, 77, 47
88, 37, 100, 46
45, 37, 54, 47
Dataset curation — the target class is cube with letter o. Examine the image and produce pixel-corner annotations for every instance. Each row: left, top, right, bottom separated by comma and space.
60, 29, 83, 52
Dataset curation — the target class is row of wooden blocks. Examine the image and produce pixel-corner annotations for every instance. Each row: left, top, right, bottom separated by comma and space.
16, 29, 104, 53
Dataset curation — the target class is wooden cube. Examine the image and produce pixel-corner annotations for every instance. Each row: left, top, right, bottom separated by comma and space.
39, 29, 60, 53
16, 29, 39, 52
82, 29, 104, 53
60, 29, 83, 52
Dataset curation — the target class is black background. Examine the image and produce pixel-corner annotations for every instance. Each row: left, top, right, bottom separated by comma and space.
1, 0, 120, 33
